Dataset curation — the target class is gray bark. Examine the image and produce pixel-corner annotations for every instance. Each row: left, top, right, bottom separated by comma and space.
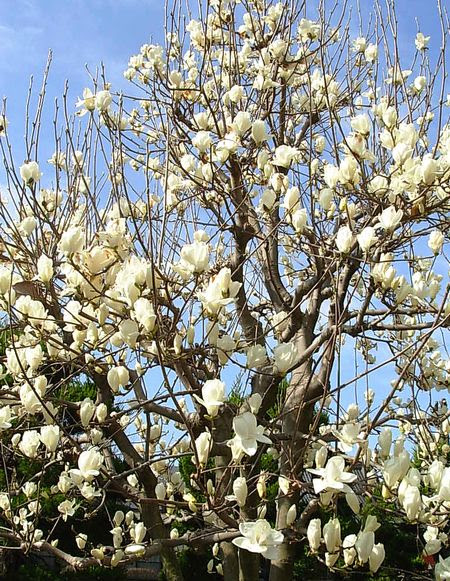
269, 330, 317, 581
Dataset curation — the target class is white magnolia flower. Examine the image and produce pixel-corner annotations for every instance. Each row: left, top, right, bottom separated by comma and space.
392, 142, 412, 164
48, 150, 66, 169
19, 430, 41, 458
194, 379, 226, 417
228, 411, 271, 457
292, 208, 308, 234
353, 36, 367, 52
257, 474, 267, 499
323, 517, 341, 552
0, 406, 15, 430
37, 255, 54, 283
298, 18, 320, 42
272, 145, 298, 168
83, 246, 115, 275
428, 230, 444, 255
58, 499, 77, 521
155, 482, 166, 500
76, 88, 96, 113
133, 298, 157, 332
40, 425, 60, 453
435, 555, 450, 581
119, 319, 139, 347
246, 345, 268, 368
436, 467, 450, 502
127, 474, 139, 488
308, 456, 357, 494
335, 422, 361, 452
197, 268, 241, 316
260, 188, 276, 211
415, 32, 430, 51
369, 543, 385, 573
20, 382, 41, 414
233, 111, 252, 135
428, 460, 445, 491
286, 504, 297, 526
271, 311, 289, 336
107, 366, 130, 393
326, 550, 339, 566
307, 518, 322, 552
339, 156, 360, 185
324, 164, 340, 188
133, 522, 147, 544
368, 174, 389, 197
383, 451, 410, 488
227, 84, 245, 103
95, 90, 112, 111
357, 227, 376, 253
248, 393, 263, 414
80, 398, 96, 427
378, 428, 392, 458
377, 206, 403, 231
125, 544, 146, 557
80, 482, 102, 501
401, 484, 422, 520
192, 130, 212, 152
315, 446, 328, 469
336, 225, 355, 254
0, 114, 9, 136
226, 476, 248, 507
19, 218, 36, 238
232, 519, 284, 560
96, 403, 108, 424
421, 156, 438, 185
252, 120, 271, 144
111, 526, 123, 549
282, 186, 300, 214
355, 530, 374, 563
193, 111, 210, 130
346, 491, 360, 514
174, 240, 209, 276
278, 475, 290, 496
91, 547, 105, 561
364, 43, 378, 62
351, 114, 371, 136
343, 534, 357, 566
59, 226, 85, 255
273, 342, 298, 374
413, 75, 427, 93
194, 431, 212, 466
216, 133, 240, 162
20, 161, 42, 184
76, 533, 88, 550
58, 472, 73, 493
73, 448, 104, 481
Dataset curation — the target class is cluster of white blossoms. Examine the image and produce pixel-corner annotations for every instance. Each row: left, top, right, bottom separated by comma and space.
307, 514, 386, 572
0, 0, 448, 578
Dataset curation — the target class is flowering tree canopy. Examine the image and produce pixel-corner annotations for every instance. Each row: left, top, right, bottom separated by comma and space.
0, 0, 449, 579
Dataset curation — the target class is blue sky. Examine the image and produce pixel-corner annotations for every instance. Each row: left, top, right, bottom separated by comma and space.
0, 0, 165, 162
0, 0, 443, 146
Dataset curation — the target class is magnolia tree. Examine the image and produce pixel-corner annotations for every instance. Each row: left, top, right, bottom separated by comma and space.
0, 0, 449, 579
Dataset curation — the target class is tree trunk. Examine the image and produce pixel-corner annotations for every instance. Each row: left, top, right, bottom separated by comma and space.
270, 330, 317, 581
239, 464, 261, 580
239, 549, 260, 580
213, 410, 240, 581
95, 373, 184, 580
140, 499, 184, 581
221, 541, 240, 581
